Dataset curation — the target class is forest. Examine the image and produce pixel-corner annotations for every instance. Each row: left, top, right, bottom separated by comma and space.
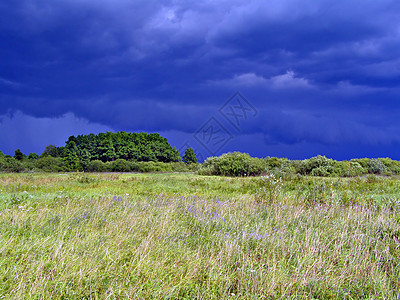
0, 131, 197, 172
1, 131, 400, 177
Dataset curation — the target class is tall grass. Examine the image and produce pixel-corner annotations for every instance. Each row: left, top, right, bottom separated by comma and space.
0, 173, 399, 298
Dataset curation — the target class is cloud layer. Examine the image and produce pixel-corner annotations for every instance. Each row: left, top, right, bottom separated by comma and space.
0, 0, 399, 159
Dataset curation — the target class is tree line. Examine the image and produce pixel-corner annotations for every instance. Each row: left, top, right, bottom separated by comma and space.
1, 131, 400, 176
0, 131, 198, 172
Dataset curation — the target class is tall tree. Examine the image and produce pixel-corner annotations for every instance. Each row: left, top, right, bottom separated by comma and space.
183, 148, 197, 164
41, 144, 59, 157
28, 153, 39, 160
63, 141, 81, 171
14, 149, 26, 161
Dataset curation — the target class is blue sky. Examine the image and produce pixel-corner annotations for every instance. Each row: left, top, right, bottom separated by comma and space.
0, 0, 399, 160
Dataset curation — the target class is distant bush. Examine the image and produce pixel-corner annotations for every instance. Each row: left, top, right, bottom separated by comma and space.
86, 160, 109, 172
0, 157, 24, 172
21, 159, 36, 172
368, 159, 388, 175
199, 152, 266, 176
35, 157, 66, 172
377, 158, 400, 175
109, 159, 132, 172
331, 161, 366, 177
273, 159, 296, 178
137, 161, 173, 173
311, 166, 330, 177
299, 155, 335, 176
264, 157, 283, 169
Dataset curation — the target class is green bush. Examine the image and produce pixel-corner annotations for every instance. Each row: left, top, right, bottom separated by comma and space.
198, 156, 219, 176
35, 157, 66, 172
86, 160, 109, 172
199, 152, 266, 177
0, 157, 24, 172
109, 159, 132, 172
368, 159, 388, 175
137, 161, 173, 173
300, 155, 334, 176
332, 161, 366, 177
20, 159, 36, 172
310, 166, 330, 177
377, 158, 400, 175
264, 157, 283, 169
273, 159, 296, 178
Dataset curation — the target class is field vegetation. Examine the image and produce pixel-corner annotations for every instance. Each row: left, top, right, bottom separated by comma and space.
1, 172, 399, 298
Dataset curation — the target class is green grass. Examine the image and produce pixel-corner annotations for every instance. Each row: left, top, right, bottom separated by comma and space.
0, 172, 399, 299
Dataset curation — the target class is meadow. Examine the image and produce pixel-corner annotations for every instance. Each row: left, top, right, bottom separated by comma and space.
0, 172, 399, 299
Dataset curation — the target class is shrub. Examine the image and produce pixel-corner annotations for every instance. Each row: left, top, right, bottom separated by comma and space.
332, 161, 366, 177
0, 157, 24, 172
137, 162, 173, 173
264, 157, 283, 169
110, 159, 132, 172
87, 160, 109, 172
35, 157, 66, 172
311, 166, 330, 177
368, 159, 388, 175
199, 152, 266, 177
377, 158, 400, 175
274, 160, 296, 178
300, 155, 334, 176
198, 156, 219, 176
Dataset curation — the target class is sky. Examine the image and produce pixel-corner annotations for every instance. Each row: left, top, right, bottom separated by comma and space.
0, 0, 399, 161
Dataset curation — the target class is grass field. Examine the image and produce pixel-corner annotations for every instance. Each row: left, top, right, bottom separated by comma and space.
0, 172, 399, 299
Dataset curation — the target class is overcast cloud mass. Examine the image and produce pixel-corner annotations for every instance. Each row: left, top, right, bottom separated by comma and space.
0, 0, 399, 160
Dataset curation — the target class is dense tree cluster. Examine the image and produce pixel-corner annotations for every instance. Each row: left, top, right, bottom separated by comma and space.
65, 132, 181, 162
0, 132, 199, 172
63, 131, 181, 168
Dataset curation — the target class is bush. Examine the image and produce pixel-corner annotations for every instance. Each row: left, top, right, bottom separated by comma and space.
199, 152, 266, 177
311, 166, 330, 177
0, 157, 24, 172
300, 155, 334, 176
109, 159, 132, 172
35, 157, 66, 172
86, 160, 109, 172
377, 158, 400, 175
137, 162, 173, 173
21, 159, 36, 172
274, 159, 296, 178
198, 156, 219, 176
264, 157, 283, 169
332, 161, 366, 177
368, 159, 388, 175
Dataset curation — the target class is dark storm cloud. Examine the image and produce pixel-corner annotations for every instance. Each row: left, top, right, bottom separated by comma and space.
0, 0, 399, 158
